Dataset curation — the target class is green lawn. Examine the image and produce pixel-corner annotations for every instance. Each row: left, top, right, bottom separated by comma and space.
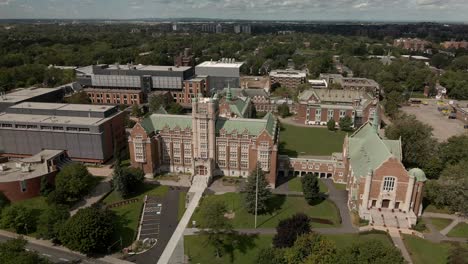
423, 204, 452, 214
324, 232, 393, 249
191, 193, 340, 228
447, 222, 468, 238
333, 183, 347, 190
286, 177, 328, 193
279, 124, 346, 157
185, 234, 273, 264
102, 184, 169, 247
402, 235, 452, 264
429, 218, 453, 231
178, 191, 187, 222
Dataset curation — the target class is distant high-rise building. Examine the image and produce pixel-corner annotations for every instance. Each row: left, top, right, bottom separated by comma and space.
241, 25, 251, 34
234, 25, 241, 34
215, 23, 222, 33
201, 23, 217, 33
172, 23, 178, 31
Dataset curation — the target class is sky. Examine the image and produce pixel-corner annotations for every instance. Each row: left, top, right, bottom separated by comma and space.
0, 0, 468, 22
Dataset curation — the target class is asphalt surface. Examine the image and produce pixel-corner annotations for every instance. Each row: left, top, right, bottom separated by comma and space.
126, 187, 186, 264
0, 235, 109, 264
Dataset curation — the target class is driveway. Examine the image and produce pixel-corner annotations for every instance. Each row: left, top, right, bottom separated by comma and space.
322, 179, 357, 233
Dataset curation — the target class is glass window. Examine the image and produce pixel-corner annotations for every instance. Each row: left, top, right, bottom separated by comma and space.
383, 177, 396, 191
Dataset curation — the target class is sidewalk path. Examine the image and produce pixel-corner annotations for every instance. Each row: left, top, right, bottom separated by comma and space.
70, 177, 112, 216
389, 230, 413, 264
157, 177, 207, 264
422, 212, 468, 243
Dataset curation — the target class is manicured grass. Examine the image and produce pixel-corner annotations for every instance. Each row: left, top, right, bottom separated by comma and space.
185, 234, 273, 264
324, 232, 393, 249
402, 235, 452, 264
423, 204, 452, 214
286, 177, 328, 193
447, 222, 468, 238
178, 191, 187, 222
333, 183, 347, 190
429, 218, 453, 231
191, 193, 340, 228
102, 184, 169, 247
279, 124, 346, 157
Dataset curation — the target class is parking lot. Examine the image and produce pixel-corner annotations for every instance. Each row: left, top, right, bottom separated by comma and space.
401, 99, 466, 141
138, 196, 162, 240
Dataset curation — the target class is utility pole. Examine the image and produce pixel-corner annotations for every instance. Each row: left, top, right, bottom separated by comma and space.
254, 165, 259, 229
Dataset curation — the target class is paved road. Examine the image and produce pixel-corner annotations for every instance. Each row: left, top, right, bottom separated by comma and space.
127, 188, 185, 264
0, 235, 109, 264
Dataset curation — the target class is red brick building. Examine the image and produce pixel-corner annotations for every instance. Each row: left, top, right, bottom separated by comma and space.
0, 150, 69, 202
393, 38, 431, 52
85, 88, 144, 105
296, 89, 377, 127
441, 40, 468, 50
343, 119, 426, 227
128, 96, 279, 187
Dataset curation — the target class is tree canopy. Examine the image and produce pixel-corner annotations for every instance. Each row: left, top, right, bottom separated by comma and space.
273, 213, 311, 248
59, 207, 115, 254
0, 238, 52, 264
52, 163, 93, 205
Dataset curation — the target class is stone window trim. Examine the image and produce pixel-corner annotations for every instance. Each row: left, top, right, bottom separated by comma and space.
382, 176, 396, 192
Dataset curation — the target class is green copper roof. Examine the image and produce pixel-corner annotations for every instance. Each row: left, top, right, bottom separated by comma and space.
215, 112, 277, 137
141, 114, 192, 133
348, 122, 402, 179
228, 97, 251, 118
408, 168, 427, 182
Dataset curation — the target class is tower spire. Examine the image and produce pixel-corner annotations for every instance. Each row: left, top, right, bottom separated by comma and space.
226, 82, 232, 102
372, 104, 380, 133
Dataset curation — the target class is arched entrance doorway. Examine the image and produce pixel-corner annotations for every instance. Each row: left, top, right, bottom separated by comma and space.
381, 199, 391, 208
196, 165, 208, 176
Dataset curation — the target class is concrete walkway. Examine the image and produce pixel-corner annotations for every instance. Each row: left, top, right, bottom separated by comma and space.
157, 176, 207, 264
389, 230, 413, 264
422, 212, 468, 243
70, 177, 112, 216
168, 235, 186, 264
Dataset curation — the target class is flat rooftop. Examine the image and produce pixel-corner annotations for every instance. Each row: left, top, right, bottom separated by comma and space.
78, 64, 192, 73
196, 60, 244, 68
0, 112, 109, 126
10, 102, 115, 113
0, 87, 62, 103
0, 150, 64, 182
270, 69, 307, 78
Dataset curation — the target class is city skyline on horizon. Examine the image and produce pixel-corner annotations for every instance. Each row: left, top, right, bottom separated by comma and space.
1, 0, 468, 23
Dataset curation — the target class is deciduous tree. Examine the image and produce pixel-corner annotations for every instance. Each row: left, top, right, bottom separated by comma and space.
339, 116, 353, 132
0, 205, 35, 234
54, 163, 93, 204
327, 118, 335, 131
37, 205, 69, 241
0, 238, 51, 264
273, 213, 311, 248
59, 207, 114, 254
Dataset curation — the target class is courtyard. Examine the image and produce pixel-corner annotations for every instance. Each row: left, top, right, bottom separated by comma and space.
279, 123, 346, 157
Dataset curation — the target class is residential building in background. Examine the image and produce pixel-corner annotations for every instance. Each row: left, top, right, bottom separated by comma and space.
319, 73, 380, 95
0, 150, 70, 202
441, 40, 468, 49
0, 87, 65, 112
195, 59, 244, 92
174, 48, 194, 67
128, 95, 279, 187
0, 102, 125, 163
269, 69, 307, 89
393, 38, 431, 52
296, 89, 377, 127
